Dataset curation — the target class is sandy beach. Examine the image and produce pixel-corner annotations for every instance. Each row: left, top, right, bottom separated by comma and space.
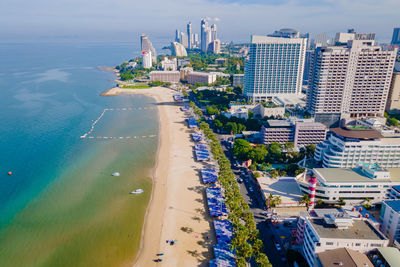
104, 87, 216, 266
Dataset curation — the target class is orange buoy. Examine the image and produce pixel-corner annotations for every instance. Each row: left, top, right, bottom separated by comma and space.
8, 171, 12, 176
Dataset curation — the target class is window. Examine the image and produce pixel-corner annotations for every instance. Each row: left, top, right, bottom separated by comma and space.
326, 242, 334, 245
355, 243, 361, 246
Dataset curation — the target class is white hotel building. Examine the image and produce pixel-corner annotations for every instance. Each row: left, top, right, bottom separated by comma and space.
296, 164, 400, 203
314, 127, 400, 168
380, 200, 400, 245
296, 209, 388, 267
244, 35, 307, 102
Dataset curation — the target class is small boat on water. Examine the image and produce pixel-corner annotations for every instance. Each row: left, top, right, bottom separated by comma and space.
112, 172, 120, 176
130, 189, 144, 194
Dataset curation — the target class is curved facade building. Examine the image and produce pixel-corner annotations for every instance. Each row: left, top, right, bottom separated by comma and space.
171, 42, 187, 57
314, 127, 400, 168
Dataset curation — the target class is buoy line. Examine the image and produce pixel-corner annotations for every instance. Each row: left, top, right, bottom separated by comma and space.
80, 106, 157, 139
86, 134, 157, 140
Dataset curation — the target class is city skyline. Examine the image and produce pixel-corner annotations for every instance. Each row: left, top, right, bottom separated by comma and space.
1, 0, 399, 42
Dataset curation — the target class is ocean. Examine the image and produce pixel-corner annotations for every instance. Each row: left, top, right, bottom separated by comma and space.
0, 41, 164, 266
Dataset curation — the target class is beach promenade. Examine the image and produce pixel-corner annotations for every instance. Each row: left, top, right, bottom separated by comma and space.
103, 87, 215, 266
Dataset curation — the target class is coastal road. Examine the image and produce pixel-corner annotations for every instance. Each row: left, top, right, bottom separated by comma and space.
218, 138, 289, 267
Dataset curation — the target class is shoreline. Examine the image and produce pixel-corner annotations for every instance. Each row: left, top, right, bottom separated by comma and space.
105, 87, 215, 266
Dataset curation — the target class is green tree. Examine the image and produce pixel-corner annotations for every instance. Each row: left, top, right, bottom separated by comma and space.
301, 194, 311, 207
224, 122, 237, 134
214, 119, 223, 129
270, 169, 279, 179
256, 253, 272, 267
268, 142, 282, 161
284, 142, 295, 153
248, 110, 254, 119
306, 144, 316, 157
251, 145, 268, 163
387, 117, 399, 127
273, 196, 282, 207
233, 139, 252, 160
254, 172, 261, 179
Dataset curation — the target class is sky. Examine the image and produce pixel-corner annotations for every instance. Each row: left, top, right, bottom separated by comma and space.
0, 0, 399, 43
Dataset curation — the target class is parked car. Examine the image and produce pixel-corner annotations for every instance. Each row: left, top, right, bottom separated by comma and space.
237, 178, 243, 183
275, 243, 282, 251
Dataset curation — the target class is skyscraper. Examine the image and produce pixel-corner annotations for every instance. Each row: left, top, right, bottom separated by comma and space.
140, 34, 157, 63
313, 33, 329, 47
207, 40, 221, 54
307, 39, 397, 120
175, 29, 180, 43
180, 32, 188, 48
211, 24, 217, 41
187, 22, 192, 49
244, 35, 307, 102
391, 28, 400, 46
200, 18, 209, 52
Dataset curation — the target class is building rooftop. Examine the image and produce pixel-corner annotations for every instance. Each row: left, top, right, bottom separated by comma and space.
317, 248, 373, 267
384, 200, 400, 213
330, 127, 383, 140
377, 247, 400, 267
267, 120, 292, 128
313, 168, 400, 183
257, 177, 302, 207
309, 218, 386, 240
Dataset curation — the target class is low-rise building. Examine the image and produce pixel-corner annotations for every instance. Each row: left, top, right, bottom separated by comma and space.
379, 200, 400, 245
149, 71, 180, 83
161, 57, 177, 71
316, 248, 373, 267
187, 71, 217, 85
296, 209, 388, 267
296, 164, 400, 204
314, 127, 400, 168
215, 58, 227, 65
233, 74, 244, 87
369, 247, 400, 267
261, 119, 327, 147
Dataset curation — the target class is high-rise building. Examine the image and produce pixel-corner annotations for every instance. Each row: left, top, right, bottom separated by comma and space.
180, 32, 188, 48
140, 34, 157, 63
211, 24, 217, 41
175, 29, 180, 43
334, 31, 376, 45
171, 42, 188, 57
187, 22, 192, 49
207, 40, 221, 54
307, 39, 397, 119
194, 33, 199, 46
268, 28, 300, 38
141, 51, 152, 69
243, 35, 307, 102
386, 71, 400, 114
200, 19, 210, 52
392, 28, 400, 46
313, 33, 329, 47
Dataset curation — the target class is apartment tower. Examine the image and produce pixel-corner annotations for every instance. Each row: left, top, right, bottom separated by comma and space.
244, 35, 307, 102
307, 39, 397, 120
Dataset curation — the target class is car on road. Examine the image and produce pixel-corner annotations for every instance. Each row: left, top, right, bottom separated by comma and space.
237, 178, 243, 183
281, 257, 287, 262
275, 243, 282, 251
248, 187, 254, 192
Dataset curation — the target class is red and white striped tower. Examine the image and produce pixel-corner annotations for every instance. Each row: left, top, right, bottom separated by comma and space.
308, 176, 317, 208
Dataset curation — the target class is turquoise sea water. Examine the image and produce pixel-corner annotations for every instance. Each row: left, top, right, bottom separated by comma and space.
0, 42, 163, 266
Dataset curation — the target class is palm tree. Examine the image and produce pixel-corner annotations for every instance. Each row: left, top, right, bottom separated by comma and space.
266, 193, 274, 208
273, 196, 282, 207
301, 194, 311, 207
